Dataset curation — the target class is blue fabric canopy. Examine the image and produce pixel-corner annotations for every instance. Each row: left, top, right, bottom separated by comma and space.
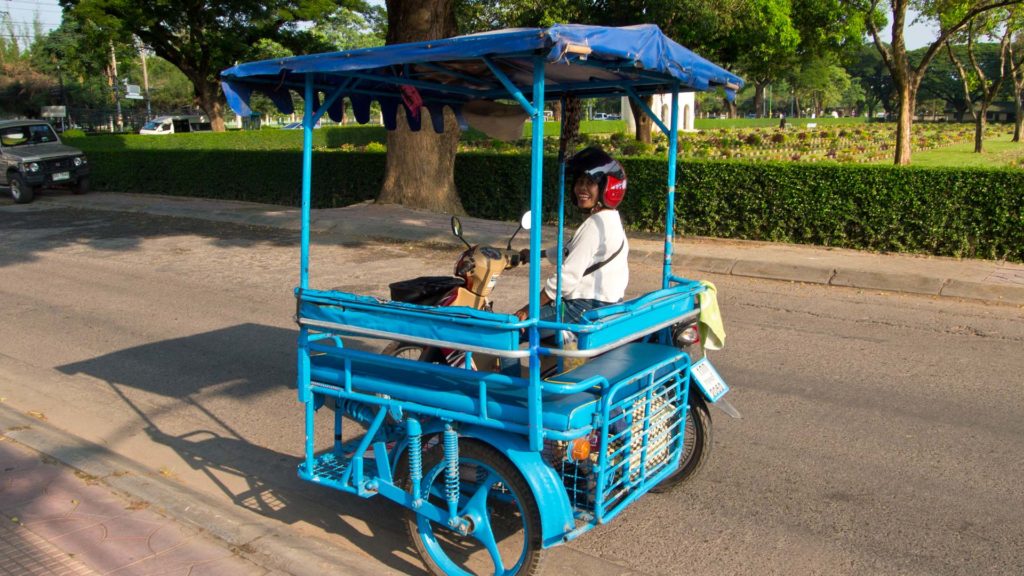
221, 24, 744, 132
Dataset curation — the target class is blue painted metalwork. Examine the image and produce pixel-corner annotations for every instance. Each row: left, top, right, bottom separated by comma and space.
457, 424, 575, 549
527, 56, 545, 453
554, 97, 568, 374
407, 418, 423, 506
664, 86, 680, 288
300, 74, 313, 290
442, 425, 460, 523
625, 86, 670, 136
228, 23, 741, 575
483, 57, 538, 118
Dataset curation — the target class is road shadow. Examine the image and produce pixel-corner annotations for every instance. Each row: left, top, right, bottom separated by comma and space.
56, 324, 426, 574
0, 201, 299, 269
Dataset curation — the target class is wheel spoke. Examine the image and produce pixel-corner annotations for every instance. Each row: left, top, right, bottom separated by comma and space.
408, 446, 538, 576
471, 509, 507, 576
460, 470, 497, 516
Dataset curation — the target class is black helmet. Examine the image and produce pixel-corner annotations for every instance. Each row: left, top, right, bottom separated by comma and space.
566, 147, 627, 209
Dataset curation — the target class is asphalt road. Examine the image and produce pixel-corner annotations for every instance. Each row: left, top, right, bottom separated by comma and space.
1, 203, 1022, 575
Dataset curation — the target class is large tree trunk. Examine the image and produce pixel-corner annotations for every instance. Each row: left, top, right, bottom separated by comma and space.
1015, 91, 1022, 142
753, 82, 767, 118
195, 79, 226, 132
378, 0, 463, 214
894, 82, 917, 165
974, 105, 988, 153
628, 96, 654, 144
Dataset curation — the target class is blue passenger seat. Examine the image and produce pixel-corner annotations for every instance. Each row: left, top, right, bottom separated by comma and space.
308, 342, 688, 433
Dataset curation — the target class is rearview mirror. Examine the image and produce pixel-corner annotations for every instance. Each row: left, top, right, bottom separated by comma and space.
520, 211, 532, 231
451, 216, 471, 248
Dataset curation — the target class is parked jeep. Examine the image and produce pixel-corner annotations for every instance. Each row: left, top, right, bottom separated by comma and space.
1, 119, 90, 204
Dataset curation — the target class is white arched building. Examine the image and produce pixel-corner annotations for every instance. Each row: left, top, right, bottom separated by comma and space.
621, 92, 696, 135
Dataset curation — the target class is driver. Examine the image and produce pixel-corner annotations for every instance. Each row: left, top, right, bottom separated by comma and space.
515, 146, 629, 326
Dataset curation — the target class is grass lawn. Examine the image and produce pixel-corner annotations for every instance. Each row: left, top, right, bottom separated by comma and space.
882, 132, 1024, 168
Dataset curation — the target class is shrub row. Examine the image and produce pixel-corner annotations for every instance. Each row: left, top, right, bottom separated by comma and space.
75, 145, 1024, 262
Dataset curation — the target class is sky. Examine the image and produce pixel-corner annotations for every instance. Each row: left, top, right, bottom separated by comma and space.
2, 0, 65, 45
3, 0, 940, 51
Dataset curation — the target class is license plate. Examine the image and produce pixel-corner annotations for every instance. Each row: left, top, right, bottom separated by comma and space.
52, 171, 70, 182
691, 358, 729, 402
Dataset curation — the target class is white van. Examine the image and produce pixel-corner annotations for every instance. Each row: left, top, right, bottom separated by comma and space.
139, 115, 212, 135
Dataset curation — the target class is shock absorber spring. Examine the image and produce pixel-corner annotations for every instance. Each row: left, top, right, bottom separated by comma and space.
340, 401, 376, 425
443, 425, 460, 522
407, 418, 423, 506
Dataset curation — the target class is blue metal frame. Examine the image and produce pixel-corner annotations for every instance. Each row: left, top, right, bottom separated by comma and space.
281, 31, 734, 562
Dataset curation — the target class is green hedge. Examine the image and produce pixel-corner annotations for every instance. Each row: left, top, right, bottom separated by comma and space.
72, 142, 1024, 262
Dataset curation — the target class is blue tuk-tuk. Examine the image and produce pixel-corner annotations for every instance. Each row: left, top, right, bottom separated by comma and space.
222, 24, 743, 576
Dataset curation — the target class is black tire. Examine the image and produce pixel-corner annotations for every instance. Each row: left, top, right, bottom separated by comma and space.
651, 394, 712, 493
9, 173, 35, 204
74, 176, 89, 195
381, 341, 428, 361
684, 342, 705, 363
402, 439, 545, 576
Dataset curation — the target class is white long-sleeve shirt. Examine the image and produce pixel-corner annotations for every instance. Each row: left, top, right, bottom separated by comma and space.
544, 210, 629, 302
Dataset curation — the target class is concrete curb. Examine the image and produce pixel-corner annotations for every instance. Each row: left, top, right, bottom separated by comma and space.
25, 193, 1024, 307
0, 405, 389, 576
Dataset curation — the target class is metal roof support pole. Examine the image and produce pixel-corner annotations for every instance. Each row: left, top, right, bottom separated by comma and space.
527, 56, 545, 453
663, 86, 680, 289
483, 57, 538, 118
300, 74, 314, 290
299, 73, 316, 479
312, 78, 354, 124
554, 95, 568, 375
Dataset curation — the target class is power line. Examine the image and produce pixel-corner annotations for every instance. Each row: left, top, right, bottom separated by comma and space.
3, 1, 64, 15
3, 19, 63, 26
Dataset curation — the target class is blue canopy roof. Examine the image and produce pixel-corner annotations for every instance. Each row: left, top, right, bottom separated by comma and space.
221, 24, 744, 133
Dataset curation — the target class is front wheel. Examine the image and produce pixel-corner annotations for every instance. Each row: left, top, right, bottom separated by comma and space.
9, 173, 35, 204
651, 394, 712, 493
405, 439, 545, 576
74, 176, 89, 195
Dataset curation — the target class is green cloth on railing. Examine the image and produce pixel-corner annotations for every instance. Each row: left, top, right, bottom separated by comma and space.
698, 281, 726, 350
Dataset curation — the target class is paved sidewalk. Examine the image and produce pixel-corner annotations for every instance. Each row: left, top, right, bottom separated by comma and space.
0, 405, 389, 576
29, 191, 1024, 306
0, 434, 269, 576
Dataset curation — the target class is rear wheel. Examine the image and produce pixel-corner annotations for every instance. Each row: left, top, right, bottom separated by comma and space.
651, 394, 712, 493
404, 440, 544, 576
9, 173, 35, 204
381, 341, 427, 361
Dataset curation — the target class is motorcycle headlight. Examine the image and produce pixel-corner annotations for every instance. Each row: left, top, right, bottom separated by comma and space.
26, 162, 40, 173
73, 157, 83, 167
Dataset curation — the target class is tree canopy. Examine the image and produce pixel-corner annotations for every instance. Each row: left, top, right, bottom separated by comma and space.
58, 0, 375, 130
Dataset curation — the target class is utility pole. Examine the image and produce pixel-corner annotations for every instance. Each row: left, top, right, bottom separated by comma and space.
110, 41, 123, 131
138, 38, 152, 120
57, 62, 68, 130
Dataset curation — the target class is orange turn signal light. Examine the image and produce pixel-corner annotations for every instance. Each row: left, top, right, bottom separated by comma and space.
570, 437, 591, 461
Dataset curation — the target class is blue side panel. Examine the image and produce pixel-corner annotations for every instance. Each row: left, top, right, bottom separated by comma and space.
459, 425, 575, 548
